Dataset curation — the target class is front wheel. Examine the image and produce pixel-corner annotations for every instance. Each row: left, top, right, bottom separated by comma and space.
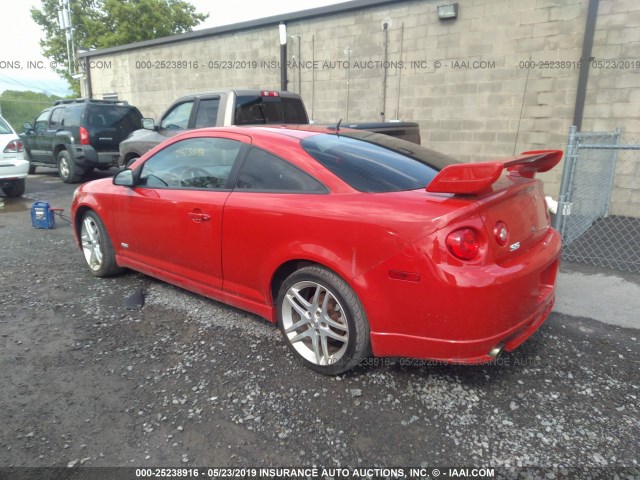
80, 211, 123, 277
277, 266, 370, 375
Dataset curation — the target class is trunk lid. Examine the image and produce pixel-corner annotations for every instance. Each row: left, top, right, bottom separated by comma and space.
425, 149, 562, 264
478, 178, 551, 264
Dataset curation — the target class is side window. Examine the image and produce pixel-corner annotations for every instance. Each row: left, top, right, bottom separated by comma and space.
48, 108, 63, 129
236, 147, 327, 193
194, 98, 220, 128
64, 106, 83, 127
34, 110, 50, 132
160, 101, 193, 131
139, 137, 242, 189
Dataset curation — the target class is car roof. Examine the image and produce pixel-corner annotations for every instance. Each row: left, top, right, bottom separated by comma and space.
172, 90, 303, 103
178, 124, 342, 142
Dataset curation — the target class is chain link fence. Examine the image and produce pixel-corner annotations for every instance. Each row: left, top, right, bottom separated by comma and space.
553, 126, 640, 273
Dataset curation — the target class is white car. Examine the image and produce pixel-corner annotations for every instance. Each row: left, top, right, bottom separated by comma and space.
0, 115, 28, 197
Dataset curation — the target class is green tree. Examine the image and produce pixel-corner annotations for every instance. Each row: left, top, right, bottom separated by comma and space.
31, 0, 208, 95
0, 90, 64, 131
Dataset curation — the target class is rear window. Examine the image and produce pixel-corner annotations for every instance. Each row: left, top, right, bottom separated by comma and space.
301, 132, 458, 193
86, 106, 142, 130
234, 95, 307, 125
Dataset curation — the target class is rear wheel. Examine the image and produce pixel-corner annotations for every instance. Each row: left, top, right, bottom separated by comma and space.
1, 179, 25, 197
57, 150, 82, 183
277, 266, 370, 375
80, 211, 123, 277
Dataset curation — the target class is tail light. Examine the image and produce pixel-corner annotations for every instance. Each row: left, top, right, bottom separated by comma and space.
79, 127, 90, 145
3, 139, 23, 153
446, 227, 481, 261
494, 221, 509, 246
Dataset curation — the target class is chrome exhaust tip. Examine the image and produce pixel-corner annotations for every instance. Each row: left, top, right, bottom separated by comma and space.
488, 343, 505, 358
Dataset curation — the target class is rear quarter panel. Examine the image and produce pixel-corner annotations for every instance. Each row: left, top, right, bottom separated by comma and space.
221, 188, 479, 316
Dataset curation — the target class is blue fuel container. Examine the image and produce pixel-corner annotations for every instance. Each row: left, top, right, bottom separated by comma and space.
31, 201, 56, 229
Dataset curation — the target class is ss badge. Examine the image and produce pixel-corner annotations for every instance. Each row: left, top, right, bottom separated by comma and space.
510, 242, 521, 252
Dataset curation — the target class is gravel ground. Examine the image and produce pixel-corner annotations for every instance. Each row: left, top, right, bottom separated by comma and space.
1, 171, 638, 477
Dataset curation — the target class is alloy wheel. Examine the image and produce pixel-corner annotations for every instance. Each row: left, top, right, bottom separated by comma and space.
81, 216, 103, 271
281, 280, 350, 366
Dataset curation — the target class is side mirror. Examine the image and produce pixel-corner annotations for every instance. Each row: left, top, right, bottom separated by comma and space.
23, 122, 33, 131
142, 118, 156, 131
113, 169, 135, 187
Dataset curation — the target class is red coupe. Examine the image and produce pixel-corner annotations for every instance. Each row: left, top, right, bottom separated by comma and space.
71, 126, 562, 374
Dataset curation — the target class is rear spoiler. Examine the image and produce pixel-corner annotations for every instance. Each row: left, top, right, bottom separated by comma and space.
426, 150, 563, 195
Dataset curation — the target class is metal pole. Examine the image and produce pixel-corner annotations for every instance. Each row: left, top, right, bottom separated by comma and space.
554, 125, 578, 232
345, 47, 351, 122
85, 55, 93, 98
280, 44, 288, 91
604, 127, 622, 216
279, 23, 288, 92
572, 0, 599, 131
381, 22, 389, 122
297, 36, 301, 94
395, 22, 404, 120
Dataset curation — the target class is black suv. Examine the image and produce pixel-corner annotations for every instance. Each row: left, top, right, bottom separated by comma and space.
21, 99, 143, 183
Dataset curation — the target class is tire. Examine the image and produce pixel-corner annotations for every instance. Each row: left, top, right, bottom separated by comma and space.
57, 150, 82, 183
1, 178, 25, 197
80, 211, 124, 277
25, 150, 36, 174
277, 266, 370, 375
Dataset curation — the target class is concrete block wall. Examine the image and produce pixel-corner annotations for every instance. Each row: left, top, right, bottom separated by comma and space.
84, 0, 640, 216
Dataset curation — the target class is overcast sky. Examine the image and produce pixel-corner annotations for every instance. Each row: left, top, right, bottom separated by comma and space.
0, 0, 351, 96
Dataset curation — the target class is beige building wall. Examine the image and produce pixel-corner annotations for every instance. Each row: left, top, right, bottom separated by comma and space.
82, 0, 640, 216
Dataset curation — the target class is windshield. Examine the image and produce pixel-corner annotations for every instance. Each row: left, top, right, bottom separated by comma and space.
301, 131, 459, 193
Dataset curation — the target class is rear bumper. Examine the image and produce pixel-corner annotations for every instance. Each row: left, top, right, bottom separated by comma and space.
0, 158, 29, 183
370, 289, 555, 363
359, 227, 561, 363
70, 146, 119, 167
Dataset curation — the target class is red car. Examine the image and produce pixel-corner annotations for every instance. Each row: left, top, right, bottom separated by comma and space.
71, 126, 562, 374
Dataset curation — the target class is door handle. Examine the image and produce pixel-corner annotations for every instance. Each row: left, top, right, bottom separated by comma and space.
188, 210, 210, 223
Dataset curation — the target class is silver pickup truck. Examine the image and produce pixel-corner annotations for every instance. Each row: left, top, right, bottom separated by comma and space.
119, 89, 421, 166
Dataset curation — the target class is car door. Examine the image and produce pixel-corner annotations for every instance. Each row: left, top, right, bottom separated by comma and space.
193, 97, 221, 128
113, 133, 249, 290
43, 107, 64, 160
157, 100, 195, 139
24, 109, 51, 162
222, 146, 329, 305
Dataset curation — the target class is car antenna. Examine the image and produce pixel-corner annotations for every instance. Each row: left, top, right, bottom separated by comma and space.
336, 118, 342, 135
